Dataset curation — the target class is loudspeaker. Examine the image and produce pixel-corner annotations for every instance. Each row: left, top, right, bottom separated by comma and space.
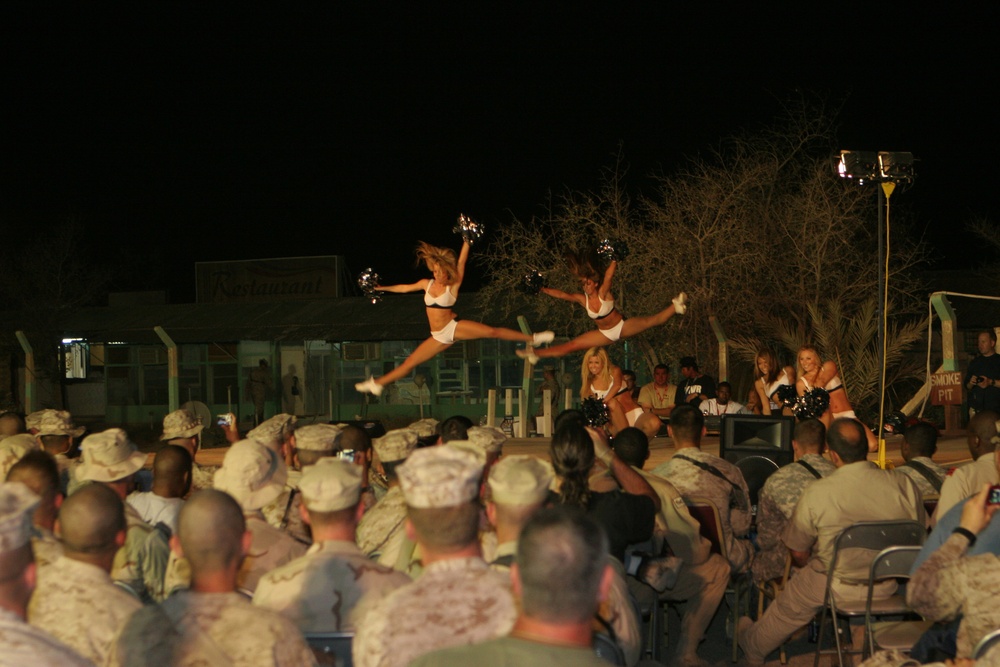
719, 414, 795, 505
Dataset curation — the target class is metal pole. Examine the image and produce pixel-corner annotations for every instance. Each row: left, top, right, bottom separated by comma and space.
14, 331, 35, 413
153, 326, 179, 413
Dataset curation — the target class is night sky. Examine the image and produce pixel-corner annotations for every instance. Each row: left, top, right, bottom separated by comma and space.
4, 5, 995, 302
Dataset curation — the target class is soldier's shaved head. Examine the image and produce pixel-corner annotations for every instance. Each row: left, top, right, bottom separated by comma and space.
178, 489, 246, 574
58, 484, 125, 555
968, 410, 999, 458
0, 413, 25, 439
152, 445, 192, 498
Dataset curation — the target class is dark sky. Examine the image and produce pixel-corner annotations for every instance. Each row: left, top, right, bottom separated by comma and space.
3, 5, 995, 301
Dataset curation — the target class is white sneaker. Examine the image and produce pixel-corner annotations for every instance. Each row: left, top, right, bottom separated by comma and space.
672, 291, 688, 315
532, 330, 555, 346
516, 348, 540, 365
354, 377, 383, 396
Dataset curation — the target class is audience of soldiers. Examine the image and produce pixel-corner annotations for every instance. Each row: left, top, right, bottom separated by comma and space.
0, 390, 996, 667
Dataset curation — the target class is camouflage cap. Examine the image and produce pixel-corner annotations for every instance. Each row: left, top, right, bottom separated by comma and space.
444, 440, 487, 468
34, 409, 85, 438
25, 410, 46, 433
465, 426, 507, 455
77, 428, 147, 483
213, 439, 288, 510
487, 455, 554, 506
161, 409, 204, 441
0, 434, 41, 479
407, 418, 439, 438
298, 458, 363, 512
397, 445, 482, 509
294, 423, 344, 453
0, 482, 40, 552
247, 413, 298, 450
373, 428, 419, 463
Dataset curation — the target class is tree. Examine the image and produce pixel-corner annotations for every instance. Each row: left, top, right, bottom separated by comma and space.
478, 98, 929, 422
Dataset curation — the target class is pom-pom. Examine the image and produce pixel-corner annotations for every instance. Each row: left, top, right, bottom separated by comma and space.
882, 410, 907, 435
581, 397, 610, 427
517, 271, 547, 295
597, 238, 629, 262
794, 388, 830, 420
357, 268, 382, 305
773, 384, 798, 408
453, 213, 485, 245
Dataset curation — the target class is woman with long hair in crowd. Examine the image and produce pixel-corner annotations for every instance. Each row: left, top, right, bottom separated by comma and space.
796, 345, 878, 451
753, 348, 796, 416
355, 238, 554, 395
518, 248, 686, 363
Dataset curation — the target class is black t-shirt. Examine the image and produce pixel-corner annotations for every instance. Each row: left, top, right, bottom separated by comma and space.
675, 374, 717, 408
584, 490, 656, 563
966, 353, 1000, 412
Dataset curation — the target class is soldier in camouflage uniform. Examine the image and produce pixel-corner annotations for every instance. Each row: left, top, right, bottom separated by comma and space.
896, 421, 947, 499
738, 419, 925, 665
212, 439, 306, 593
160, 408, 222, 493
32, 409, 85, 496
107, 489, 317, 667
253, 458, 409, 631
28, 484, 142, 665
752, 418, 835, 586
907, 455, 1000, 659
5, 450, 64, 569
259, 422, 343, 546
0, 434, 39, 480
75, 428, 155, 600
353, 446, 517, 667
0, 481, 93, 666
355, 429, 418, 568
651, 405, 754, 573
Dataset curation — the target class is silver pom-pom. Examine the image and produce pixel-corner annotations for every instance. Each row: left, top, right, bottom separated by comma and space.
357, 268, 382, 305
794, 388, 830, 420
453, 213, 485, 245
597, 238, 629, 262
582, 396, 610, 427
517, 271, 547, 295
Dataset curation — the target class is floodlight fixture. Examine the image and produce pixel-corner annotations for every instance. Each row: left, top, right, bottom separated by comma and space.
833, 150, 879, 184
877, 151, 914, 183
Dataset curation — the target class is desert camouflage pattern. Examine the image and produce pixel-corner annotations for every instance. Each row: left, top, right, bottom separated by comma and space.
907, 531, 1000, 658
753, 453, 835, 584
31, 525, 63, 569
28, 556, 142, 665
191, 461, 217, 492
895, 456, 947, 499
356, 485, 407, 565
106, 590, 316, 667
253, 539, 409, 632
651, 448, 753, 572
0, 607, 94, 667
238, 515, 308, 593
353, 556, 516, 667
110, 504, 153, 599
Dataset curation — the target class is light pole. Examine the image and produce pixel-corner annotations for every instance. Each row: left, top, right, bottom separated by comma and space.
833, 150, 914, 468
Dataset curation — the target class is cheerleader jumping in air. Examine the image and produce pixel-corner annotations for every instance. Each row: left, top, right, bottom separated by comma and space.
517, 246, 687, 364
355, 234, 555, 396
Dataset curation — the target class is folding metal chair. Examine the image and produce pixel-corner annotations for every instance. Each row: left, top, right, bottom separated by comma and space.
814, 520, 926, 667
686, 497, 750, 663
974, 628, 1000, 661
304, 631, 354, 667
859, 545, 932, 658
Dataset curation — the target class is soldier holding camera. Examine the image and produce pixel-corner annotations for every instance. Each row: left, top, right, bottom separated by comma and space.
966, 329, 1000, 418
